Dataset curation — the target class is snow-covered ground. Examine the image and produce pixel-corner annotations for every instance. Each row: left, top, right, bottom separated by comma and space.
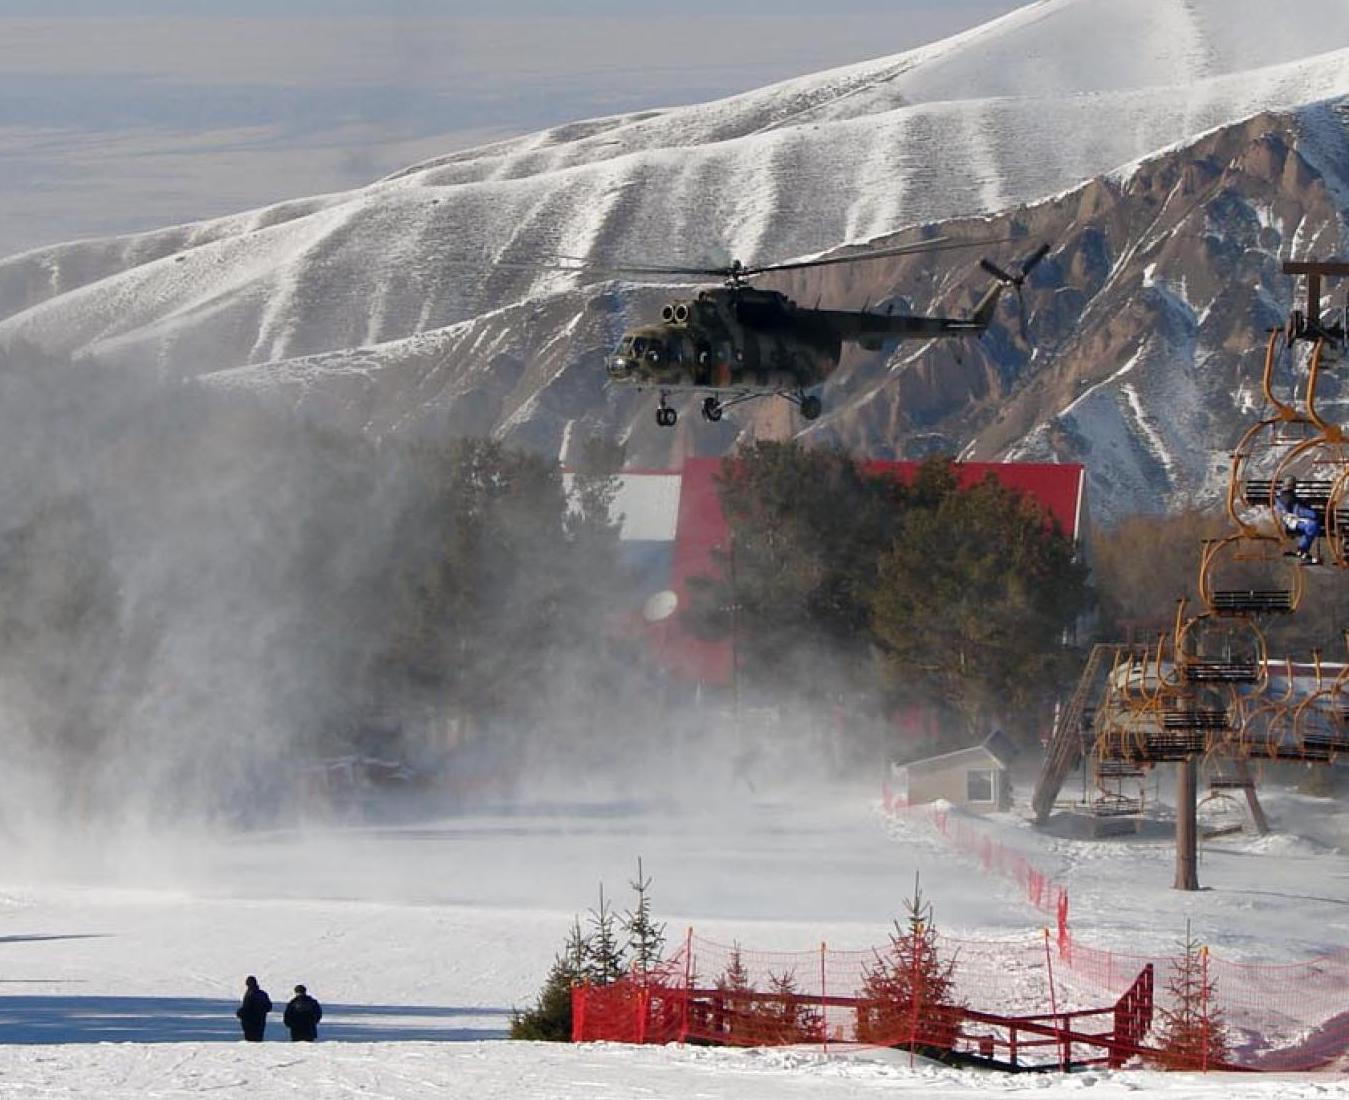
1, 776, 1345, 1096
5, 1041, 1340, 1100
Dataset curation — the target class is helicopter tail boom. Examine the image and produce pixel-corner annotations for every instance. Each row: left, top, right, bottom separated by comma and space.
808, 242, 1051, 346
970, 281, 1005, 328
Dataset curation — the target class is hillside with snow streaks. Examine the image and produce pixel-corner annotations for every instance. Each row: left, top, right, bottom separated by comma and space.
1, 0, 1349, 514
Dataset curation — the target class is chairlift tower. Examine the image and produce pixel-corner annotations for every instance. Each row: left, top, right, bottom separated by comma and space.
1033, 260, 1349, 891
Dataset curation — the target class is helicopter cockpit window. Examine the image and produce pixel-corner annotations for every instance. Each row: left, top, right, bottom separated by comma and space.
643, 338, 664, 363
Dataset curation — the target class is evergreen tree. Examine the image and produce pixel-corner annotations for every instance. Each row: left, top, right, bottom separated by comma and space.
0, 494, 125, 804
716, 943, 752, 993
622, 858, 667, 978
710, 948, 823, 1045
377, 435, 631, 735
686, 444, 1091, 751
856, 875, 964, 1051
0, 342, 649, 821
567, 433, 625, 548
686, 441, 897, 698
1152, 921, 1230, 1070
509, 916, 588, 1041
715, 942, 756, 1042
870, 461, 1091, 742
759, 969, 824, 1044
584, 884, 627, 986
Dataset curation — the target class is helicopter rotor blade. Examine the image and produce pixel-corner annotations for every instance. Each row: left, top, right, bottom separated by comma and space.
449, 234, 1031, 285
1020, 242, 1051, 278
980, 257, 1017, 284
981, 242, 1051, 288
503, 237, 1013, 281
740, 235, 1013, 278
979, 242, 1051, 339
1015, 243, 1050, 340
482, 257, 718, 279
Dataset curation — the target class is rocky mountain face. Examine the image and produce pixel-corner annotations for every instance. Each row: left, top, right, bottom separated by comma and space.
800, 103, 1349, 522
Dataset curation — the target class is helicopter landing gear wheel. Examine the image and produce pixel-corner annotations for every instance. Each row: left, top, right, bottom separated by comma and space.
655, 400, 677, 428
701, 396, 723, 423
799, 394, 823, 421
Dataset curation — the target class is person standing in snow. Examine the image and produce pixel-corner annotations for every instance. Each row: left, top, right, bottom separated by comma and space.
283, 983, 323, 1041
235, 975, 272, 1042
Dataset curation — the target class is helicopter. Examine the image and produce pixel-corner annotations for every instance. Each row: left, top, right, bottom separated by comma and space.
600, 238, 1051, 427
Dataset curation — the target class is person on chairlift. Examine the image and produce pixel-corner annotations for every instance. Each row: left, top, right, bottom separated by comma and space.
1274, 475, 1322, 564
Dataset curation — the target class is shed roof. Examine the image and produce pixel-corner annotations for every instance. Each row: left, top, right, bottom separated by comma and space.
898, 731, 1016, 774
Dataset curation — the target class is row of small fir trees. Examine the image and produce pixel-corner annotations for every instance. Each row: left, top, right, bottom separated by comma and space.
509, 859, 666, 1040
513, 864, 1233, 1071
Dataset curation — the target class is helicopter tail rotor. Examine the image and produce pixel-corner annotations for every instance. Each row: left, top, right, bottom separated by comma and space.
980, 243, 1050, 341
979, 242, 1050, 287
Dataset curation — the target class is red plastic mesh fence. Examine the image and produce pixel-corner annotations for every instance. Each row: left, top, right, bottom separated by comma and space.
575, 930, 1349, 1070
1065, 941, 1349, 1070
677, 930, 1097, 1054
572, 799, 1349, 1071
879, 792, 1349, 1069
574, 931, 1155, 1069
881, 786, 1070, 942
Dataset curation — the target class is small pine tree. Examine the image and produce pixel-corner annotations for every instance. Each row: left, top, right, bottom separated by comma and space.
715, 942, 756, 1042
759, 969, 824, 1044
717, 944, 751, 992
510, 916, 588, 1041
584, 884, 627, 986
856, 874, 964, 1051
1152, 921, 1230, 1071
622, 858, 667, 979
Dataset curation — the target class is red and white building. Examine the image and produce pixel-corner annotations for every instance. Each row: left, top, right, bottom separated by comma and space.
597, 458, 1087, 689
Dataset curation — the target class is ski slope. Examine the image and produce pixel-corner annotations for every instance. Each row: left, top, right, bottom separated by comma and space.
0, 779, 1345, 1096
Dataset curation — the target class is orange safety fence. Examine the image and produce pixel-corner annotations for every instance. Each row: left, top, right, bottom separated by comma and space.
575, 929, 1349, 1070
881, 787, 1071, 948
572, 797, 1349, 1071
877, 790, 1349, 1070
1065, 940, 1349, 1071
575, 930, 1156, 1069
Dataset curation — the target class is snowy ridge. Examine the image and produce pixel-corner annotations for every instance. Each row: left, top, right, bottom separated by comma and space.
0, 1, 1347, 509
143, 101, 1349, 514
4, 0, 1349, 384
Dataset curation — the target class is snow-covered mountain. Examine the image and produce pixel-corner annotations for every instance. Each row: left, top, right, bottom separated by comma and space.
793, 104, 1349, 520
2, 0, 1349, 517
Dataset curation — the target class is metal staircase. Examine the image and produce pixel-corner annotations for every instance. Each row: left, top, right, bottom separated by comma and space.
1032, 643, 1123, 823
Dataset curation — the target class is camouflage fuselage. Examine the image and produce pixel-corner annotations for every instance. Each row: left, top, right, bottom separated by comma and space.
606, 287, 840, 393
606, 282, 993, 394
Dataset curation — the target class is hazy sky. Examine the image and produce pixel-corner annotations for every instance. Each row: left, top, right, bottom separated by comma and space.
0, 1, 1023, 257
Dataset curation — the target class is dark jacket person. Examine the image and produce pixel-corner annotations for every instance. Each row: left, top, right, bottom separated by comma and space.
283, 984, 323, 1041
235, 975, 272, 1042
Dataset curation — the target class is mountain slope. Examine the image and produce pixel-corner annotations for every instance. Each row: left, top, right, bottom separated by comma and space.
803, 103, 1349, 521
194, 102, 1349, 524
1, 0, 1348, 517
